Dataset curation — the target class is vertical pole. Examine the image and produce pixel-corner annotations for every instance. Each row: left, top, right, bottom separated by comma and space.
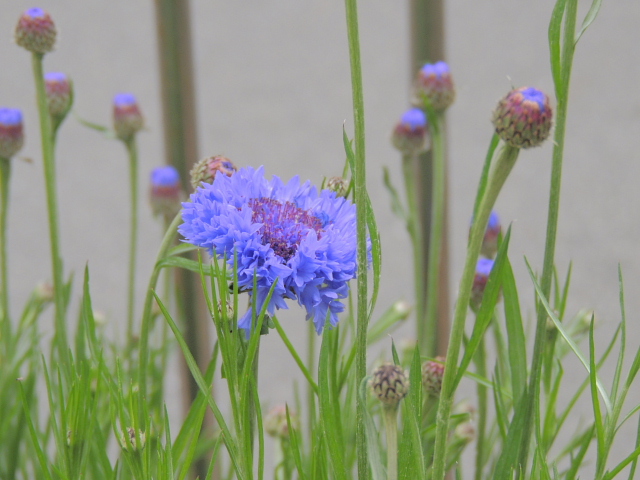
153, 2, 213, 476
409, 0, 450, 356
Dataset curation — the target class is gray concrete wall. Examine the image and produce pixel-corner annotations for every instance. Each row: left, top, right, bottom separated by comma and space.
1, 0, 639, 475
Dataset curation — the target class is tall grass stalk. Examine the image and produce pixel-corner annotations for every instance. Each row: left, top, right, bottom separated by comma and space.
432, 143, 519, 480
0, 156, 11, 326
125, 137, 139, 344
30, 51, 70, 370
344, 0, 369, 477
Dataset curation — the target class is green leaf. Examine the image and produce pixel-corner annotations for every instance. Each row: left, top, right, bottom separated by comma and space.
382, 166, 406, 220
575, 0, 603, 44
455, 226, 512, 389
318, 328, 348, 480
157, 256, 212, 275
473, 133, 500, 219
525, 258, 612, 413
548, 0, 567, 95
286, 405, 308, 480
358, 377, 385, 480
502, 257, 527, 401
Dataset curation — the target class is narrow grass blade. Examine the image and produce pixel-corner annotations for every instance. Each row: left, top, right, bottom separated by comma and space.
473, 133, 500, 218
575, 0, 603, 44
525, 258, 612, 413
502, 257, 527, 401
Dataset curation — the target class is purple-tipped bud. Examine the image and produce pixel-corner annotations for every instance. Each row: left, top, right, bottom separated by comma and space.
326, 176, 349, 197
412, 61, 455, 111
470, 211, 502, 259
0, 108, 24, 159
15, 8, 57, 54
371, 363, 409, 408
470, 258, 494, 312
391, 108, 430, 154
422, 356, 445, 397
189, 155, 237, 190
113, 93, 143, 141
492, 87, 553, 149
45, 72, 73, 122
150, 166, 183, 218
264, 405, 299, 440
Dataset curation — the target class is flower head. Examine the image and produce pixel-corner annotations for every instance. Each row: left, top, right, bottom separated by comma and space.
179, 166, 358, 334
492, 87, 553, 148
190, 155, 237, 190
391, 108, 430, 154
326, 176, 349, 197
150, 166, 183, 218
113, 93, 143, 141
470, 258, 495, 312
264, 405, 299, 439
0, 108, 24, 159
45, 72, 73, 123
371, 363, 409, 408
412, 61, 455, 111
422, 356, 445, 397
15, 8, 57, 54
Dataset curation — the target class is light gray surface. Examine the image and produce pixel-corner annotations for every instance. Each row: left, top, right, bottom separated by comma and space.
1, 0, 639, 475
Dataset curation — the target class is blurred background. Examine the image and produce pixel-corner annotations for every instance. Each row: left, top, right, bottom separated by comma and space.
1, 0, 639, 474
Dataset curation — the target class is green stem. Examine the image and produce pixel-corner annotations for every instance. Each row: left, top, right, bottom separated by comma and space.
138, 212, 182, 402
402, 154, 425, 353
424, 113, 446, 358
125, 137, 139, 343
31, 52, 70, 369
431, 144, 519, 480
0, 157, 11, 329
517, 0, 577, 469
344, 0, 369, 478
307, 321, 316, 441
474, 337, 487, 480
383, 406, 399, 480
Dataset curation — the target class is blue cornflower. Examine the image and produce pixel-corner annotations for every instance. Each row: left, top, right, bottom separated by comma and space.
179, 166, 358, 334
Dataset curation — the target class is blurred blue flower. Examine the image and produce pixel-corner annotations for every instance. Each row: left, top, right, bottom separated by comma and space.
179, 166, 358, 334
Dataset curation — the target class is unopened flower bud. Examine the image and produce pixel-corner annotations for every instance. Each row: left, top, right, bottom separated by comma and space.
371, 363, 409, 408
15, 8, 57, 54
190, 155, 237, 190
45, 72, 73, 123
326, 176, 349, 197
470, 211, 502, 259
422, 356, 445, 397
412, 61, 455, 111
150, 166, 183, 218
119, 427, 146, 452
454, 422, 475, 444
34, 281, 54, 303
0, 108, 24, 159
113, 93, 143, 142
265, 405, 298, 440
470, 258, 494, 312
391, 108, 430, 155
492, 87, 553, 149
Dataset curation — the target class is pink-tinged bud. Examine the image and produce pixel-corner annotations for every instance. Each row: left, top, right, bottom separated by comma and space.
470, 258, 494, 312
0, 108, 24, 159
264, 405, 299, 440
422, 356, 445, 397
470, 211, 502, 259
15, 8, 57, 54
326, 176, 349, 197
391, 108, 430, 155
412, 61, 455, 112
189, 155, 237, 190
45, 72, 73, 122
371, 363, 409, 408
150, 166, 183, 218
492, 87, 553, 149
113, 93, 143, 141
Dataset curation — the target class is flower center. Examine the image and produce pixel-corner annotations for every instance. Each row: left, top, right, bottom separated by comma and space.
250, 198, 323, 261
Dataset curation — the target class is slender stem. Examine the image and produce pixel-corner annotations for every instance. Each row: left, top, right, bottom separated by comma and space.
383, 407, 399, 480
424, 113, 446, 357
125, 137, 139, 343
307, 321, 316, 441
344, 0, 369, 478
517, 0, 577, 469
431, 144, 519, 480
138, 212, 182, 402
474, 337, 487, 480
402, 154, 425, 353
0, 157, 11, 328
31, 52, 70, 369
